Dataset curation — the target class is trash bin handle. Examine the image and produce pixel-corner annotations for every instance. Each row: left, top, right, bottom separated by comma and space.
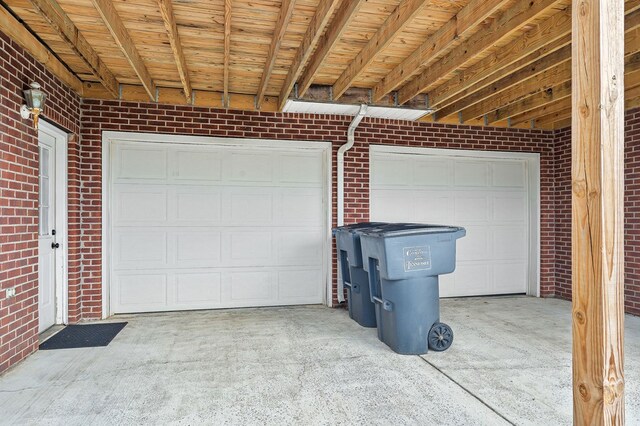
343, 280, 352, 289
372, 296, 393, 312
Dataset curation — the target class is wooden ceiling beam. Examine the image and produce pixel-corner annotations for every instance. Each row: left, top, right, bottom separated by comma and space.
397, 0, 561, 105
0, 5, 83, 94
91, 0, 156, 100
223, 0, 231, 108
371, 0, 508, 103
457, 61, 571, 122
256, 0, 297, 109
278, 0, 340, 110
332, 0, 429, 100
487, 81, 571, 124
28, 0, 118, 97
436, 45, 571, 120
511, 96, 571, 126
157, 0, 191, 102
429, 8, 571, 111
296, 0, 367, 98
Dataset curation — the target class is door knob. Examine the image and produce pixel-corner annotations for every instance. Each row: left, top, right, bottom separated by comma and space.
51, 242, 60, 249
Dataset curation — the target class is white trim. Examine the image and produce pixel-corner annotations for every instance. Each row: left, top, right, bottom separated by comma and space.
39, 120, 69, 325
101, 131, 334, 318
369, 145, 541, 297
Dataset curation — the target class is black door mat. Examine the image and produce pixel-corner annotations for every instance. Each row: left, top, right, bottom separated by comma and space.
39, 322, 127, 350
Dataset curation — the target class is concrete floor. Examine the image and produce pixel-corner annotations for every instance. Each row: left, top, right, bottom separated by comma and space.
1, 296, 639, 425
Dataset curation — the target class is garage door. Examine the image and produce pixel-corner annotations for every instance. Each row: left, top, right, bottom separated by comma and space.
108, 136, 328, 313
370, 147, 535, 298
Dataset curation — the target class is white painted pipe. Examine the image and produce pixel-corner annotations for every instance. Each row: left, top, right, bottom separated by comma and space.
336, 104, 368, 303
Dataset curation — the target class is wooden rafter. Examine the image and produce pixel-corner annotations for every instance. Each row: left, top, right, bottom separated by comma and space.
278, 0, 340, 110
28, 0, 118, 97
0, 5, 83, 93
256, 0, 296, 109
296, 0, 366, 98
371, 0, 508, 103
429, 8, 571, 111
571, 0, 625, 421
91, 0, 156, 100
157, 0, 191, 102
397, 0, 560, 105
511, 96, 570, 126
487, 80, 571, 124
332, 0, 428, 100
224, 0, 231, 108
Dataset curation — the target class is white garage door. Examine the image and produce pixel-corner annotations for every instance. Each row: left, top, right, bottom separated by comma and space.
108, 136, 328, 313
370, 147, 537, 298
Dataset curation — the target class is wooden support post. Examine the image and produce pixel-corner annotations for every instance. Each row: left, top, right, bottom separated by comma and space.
572, 0, 625, 424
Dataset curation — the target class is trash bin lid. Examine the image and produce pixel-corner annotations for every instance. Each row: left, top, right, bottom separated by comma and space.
359, 223, 465, 237
333, 222, 387, 233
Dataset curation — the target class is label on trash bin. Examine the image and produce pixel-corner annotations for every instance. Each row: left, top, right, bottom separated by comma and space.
403, 245, 432, 272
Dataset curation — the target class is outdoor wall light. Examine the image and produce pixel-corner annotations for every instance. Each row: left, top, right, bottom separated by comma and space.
20, 82, 47, 130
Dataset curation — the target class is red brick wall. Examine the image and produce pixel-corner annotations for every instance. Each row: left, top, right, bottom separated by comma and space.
553, 108, 640, 316
0, 30, 80, 373
79, 99, 558, 314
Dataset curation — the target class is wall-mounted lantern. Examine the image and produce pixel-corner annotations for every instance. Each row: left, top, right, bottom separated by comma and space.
20, 82, 47, 130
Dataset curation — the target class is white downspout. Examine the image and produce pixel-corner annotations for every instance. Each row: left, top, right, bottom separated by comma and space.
336, 104, 368, 303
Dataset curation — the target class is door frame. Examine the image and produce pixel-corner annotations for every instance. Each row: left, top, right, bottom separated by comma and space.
101, 131, 334, 318
38, 120, 69, 326
369, 145, 541, 297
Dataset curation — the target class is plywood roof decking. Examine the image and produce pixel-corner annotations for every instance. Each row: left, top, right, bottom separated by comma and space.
1, 0, 637, 128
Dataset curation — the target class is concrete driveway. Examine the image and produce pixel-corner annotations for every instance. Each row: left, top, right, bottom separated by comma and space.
1, 296, 638, 425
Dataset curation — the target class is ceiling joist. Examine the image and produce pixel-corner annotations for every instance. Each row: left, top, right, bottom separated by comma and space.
256, 0, 296, 109
296, 0, 366, 98
27, 0, 118, 97
223, 0, 231, 108
157, 0, 191, 102
90, 0, 156, 100
332, 0, 429, 100
397, 0, 562, 105
371, 0, 509, 103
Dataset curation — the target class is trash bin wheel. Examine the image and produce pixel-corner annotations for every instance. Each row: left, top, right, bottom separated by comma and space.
428, 322, 453, 352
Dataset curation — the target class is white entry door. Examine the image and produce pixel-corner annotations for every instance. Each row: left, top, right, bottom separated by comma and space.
371, 147, 538, 298
38, 131, 57, 333
108, 135, 329, 314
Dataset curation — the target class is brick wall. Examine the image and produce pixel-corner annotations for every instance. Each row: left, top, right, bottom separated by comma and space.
79, 99, 558, 314
0, 30, 81, 373
553, 108, 640, 316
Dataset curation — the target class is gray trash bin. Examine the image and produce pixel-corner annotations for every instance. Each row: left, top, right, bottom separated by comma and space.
359, 224, 466, 355
334, 222, 387, 327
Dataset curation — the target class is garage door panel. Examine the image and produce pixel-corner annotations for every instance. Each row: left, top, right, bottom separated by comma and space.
372, 158, 412, 186
492, 227, 526, 260
413, 195, 451, 224
493, 194, 526, 221
493, 161, 525, 187
116, 274, 168, 309
279, 154, 323, 184
229, 152, 274, 182
229, 271, 273, 301
371, 150, 531, 298
227, 232, 273, 265
457, 226, 489, 260
175, 232, 221, 267
173, 150, 222, 182
174, 189, 222, 223
413, 158, 449, 186
279, 190, 324, 225
175, 273, 222, 305
278, 269, 322, 300
226, 192, 274, 224
278, 230, 323, 265
454, 161, 489, 187
454, 195, 489, 222
115, 231, 167, 267
115, 187, 167, 223
115, 145, 167, 181
494, 262, 527, 293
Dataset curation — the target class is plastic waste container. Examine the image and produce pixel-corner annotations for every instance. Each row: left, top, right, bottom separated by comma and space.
358, 224, 466, 355
334, 222, 387, 327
